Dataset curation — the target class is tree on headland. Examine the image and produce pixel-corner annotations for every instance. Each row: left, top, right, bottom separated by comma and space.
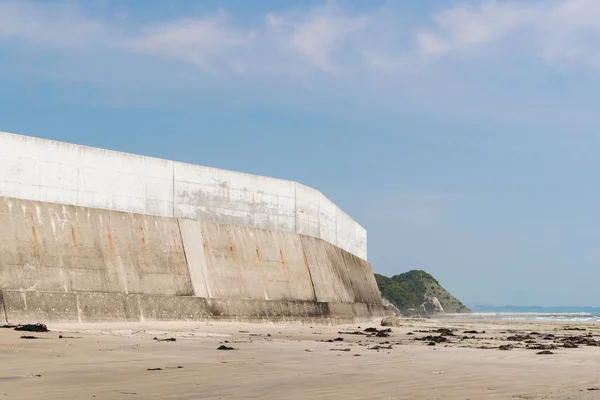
376, 270, 470, 314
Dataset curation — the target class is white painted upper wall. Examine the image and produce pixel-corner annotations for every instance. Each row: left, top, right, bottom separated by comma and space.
174, 162, 297, 234
0, 132, 174, 217
0, 131, 367, 259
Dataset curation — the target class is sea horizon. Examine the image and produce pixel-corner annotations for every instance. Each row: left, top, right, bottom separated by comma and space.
469, 305, 600, 313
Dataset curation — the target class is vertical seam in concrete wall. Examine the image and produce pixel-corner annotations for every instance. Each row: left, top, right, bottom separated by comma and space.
293, 182, 297, 234
361, 230, 369, 261
299, 238, 318, 302
0, 291, 7, 323
340, 249, 357, 303
317, 189, 321, 246
335, 209, 338, 249
231, 228, 249, 299
76, 168, 81, 208
171, 162, 175, 218
137, 295, 145, 322
76, 294, 82, 323
176, 219, 195, 296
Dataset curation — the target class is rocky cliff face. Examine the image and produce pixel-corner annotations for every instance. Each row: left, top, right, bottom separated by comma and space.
375, 270, 470, 316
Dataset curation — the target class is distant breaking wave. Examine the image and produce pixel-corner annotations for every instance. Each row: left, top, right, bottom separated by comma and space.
441, 312, 600, 323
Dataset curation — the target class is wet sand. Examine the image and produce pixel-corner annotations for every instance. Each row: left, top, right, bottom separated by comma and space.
1, 318, 600, 399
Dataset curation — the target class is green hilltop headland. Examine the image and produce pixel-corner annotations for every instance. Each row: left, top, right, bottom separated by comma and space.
376, 270, 470, 315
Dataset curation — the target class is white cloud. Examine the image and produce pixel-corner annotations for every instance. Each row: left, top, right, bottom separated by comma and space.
0, 2, 108, 48
265, 4, 369, 72
4, 0, 600, 74
414, 0, 600, 69
0, 1, 372, 75
129, 12, 252, 73
4, 0, 600, 125
416, 1, 536, 58
536, 0, 600, 68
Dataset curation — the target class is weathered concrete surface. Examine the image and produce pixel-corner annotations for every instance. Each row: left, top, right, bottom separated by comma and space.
183, 222, 316, 302
300, 235, 351, 303
0, 131, 174, 217
323, 242, 357, 303
0, 131, 367, 259
341, 251, 384, 305
2, 290, 80, 323
177, 219, 212, 298
180, 221, 382, 306
76, 292, 142, 322
0, 197, 193, 296
174, 162, 297, 235
1, 290, 390, 325
0, 195, 387, 324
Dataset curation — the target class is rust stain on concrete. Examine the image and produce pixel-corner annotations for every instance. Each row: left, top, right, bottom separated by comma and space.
173, 237, 179, 256
107, 230, 114, 251
203, 242, 211, 268
279, 249, 289, 276
107, 228, 116, 261
255, 247, 261, 261
71, 226, 78, 247
31, 226, 39, 257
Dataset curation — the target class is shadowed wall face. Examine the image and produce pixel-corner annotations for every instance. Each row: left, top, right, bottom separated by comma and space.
0, 131, 367, 259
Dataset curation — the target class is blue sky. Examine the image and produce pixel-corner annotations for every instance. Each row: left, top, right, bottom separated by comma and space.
2, 0, 600, 307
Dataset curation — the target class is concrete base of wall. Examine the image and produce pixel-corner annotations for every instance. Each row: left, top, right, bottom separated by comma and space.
1, 290, 392, 325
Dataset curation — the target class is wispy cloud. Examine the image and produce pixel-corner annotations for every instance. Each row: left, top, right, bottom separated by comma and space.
0, 1, 375, 76
415, 2, 536, 59
266, 3, 370, 73
4, 0, 600, 125
129, 12, 252, 73
537, 0, 600, 68
413, 0, 600, 68
4, 0, 600, 75
0, 2, 109, 48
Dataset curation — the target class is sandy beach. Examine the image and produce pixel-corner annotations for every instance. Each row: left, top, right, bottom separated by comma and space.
1, 318, 600, 400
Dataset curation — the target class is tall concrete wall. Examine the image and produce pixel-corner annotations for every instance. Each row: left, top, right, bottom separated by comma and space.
0, 196, 385, 323
0, 131, 367, 260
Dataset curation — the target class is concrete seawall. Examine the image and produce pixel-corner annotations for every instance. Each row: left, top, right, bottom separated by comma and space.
0, 131, 367, 259
0, 196, 388, 324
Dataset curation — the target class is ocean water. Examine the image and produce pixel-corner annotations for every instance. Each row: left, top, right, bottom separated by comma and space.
442, 312, 600, 323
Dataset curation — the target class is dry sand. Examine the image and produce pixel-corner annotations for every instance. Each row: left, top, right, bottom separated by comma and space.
1, 318, 600, 399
